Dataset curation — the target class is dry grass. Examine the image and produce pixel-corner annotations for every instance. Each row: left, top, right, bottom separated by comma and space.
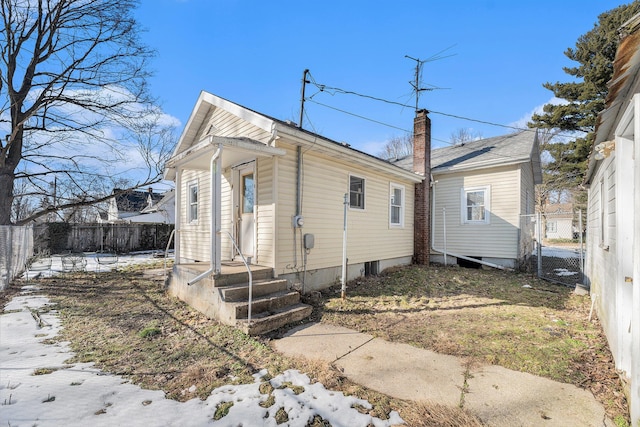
315, 264, 629, 425
2, 261, 629, 425
2, 262, 480, 426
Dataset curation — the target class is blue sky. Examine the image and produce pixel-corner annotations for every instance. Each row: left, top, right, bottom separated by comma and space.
135, 0, 628, 154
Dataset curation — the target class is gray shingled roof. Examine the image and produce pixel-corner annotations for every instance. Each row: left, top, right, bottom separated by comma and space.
391, 131, 540, 177
113, 189, 164, 213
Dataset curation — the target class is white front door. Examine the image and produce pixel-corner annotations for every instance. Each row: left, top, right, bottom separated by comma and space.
238, 165, 255, 259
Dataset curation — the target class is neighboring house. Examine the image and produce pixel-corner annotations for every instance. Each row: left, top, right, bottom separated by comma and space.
583, 13, 640, 426
104, 188, 164, 223
393, 131, 542, 269
122, 189, 176, 224
164, 91, 423, 333
543, 203, 575, 240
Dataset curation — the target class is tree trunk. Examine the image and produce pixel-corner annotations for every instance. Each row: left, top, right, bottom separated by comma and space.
0, 167, 15, 225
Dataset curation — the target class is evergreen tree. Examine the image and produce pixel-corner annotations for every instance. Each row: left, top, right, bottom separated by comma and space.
529, 1, 640, 204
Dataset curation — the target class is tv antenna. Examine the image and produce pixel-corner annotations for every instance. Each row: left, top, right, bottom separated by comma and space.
405, 55, 429, 112
405, 47, 455, 111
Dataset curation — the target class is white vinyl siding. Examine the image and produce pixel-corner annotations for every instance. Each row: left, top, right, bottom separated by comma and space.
180, 170, 210, 262
256, 157, 274, 266
432, 165, 521, 259
274, 142, 415, 275
196, 106, 272, 143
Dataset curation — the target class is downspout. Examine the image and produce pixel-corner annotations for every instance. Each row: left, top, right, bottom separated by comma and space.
188, 142, 223, 285
292, 145, 302, 268
430, 175, 509, 271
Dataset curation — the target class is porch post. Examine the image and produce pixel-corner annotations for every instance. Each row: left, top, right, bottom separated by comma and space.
175, 167, 182, 264
213, 146, 222, 274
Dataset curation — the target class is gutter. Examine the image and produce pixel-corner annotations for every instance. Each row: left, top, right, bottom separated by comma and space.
430, 175, 509, 271
188, 142, 223, 285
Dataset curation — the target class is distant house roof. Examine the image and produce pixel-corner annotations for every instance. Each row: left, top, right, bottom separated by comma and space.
391, 131, 542, 183
141, 189, 174, 214
113, 189, 163, 213
544, 203, 574, 219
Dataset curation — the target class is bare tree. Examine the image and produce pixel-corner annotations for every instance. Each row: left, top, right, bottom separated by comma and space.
449, 128, 482, 145
377, 134, 413, 160
0, 0, 174, 225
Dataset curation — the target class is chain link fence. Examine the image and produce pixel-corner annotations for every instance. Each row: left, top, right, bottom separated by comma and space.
520, 211, 585, 287
0, 225, 34, 290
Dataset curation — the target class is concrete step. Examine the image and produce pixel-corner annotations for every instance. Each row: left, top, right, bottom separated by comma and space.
213, 268, 273, 287
232, 290, 301, 320
238, 303, 313, 335
221, 279, 288, 302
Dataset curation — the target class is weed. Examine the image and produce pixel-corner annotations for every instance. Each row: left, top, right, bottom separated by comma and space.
138, 323, 161, 339
274, 407, 288, 424
277, 381, 304, 395
613, 414, 630, 427
32, 368, 55, 375
213, 401, 233, 420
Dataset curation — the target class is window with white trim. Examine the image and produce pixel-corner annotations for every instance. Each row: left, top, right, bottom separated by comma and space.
349, 175, 365, 209
461, 186, 490, 224
547, 220, 557, 233
390, 183, 404, 227
188, 181, 198, 222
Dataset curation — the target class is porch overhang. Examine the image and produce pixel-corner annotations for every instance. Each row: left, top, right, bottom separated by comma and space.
164, 135, 286, 180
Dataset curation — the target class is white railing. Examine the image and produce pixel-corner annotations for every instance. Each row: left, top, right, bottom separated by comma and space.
163, 228, 176, 279
220, 230, 253, 325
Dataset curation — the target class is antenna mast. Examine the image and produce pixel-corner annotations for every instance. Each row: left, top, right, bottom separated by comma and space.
405, 55, 427, 112
299, 69, 310, 129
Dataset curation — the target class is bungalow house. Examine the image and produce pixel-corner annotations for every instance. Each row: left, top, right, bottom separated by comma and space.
104, 188, 164, 223
583, 12, 640, 425
542, 203, 575, 241
392, 131, 542, 269
164, 91, 423, 334
121, 189, 176, 224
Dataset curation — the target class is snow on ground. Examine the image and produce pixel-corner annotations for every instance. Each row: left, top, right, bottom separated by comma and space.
2, 255, 403, 427
554, 268, 578, 277
23, 250, 172, 279
539, 246, 584, 260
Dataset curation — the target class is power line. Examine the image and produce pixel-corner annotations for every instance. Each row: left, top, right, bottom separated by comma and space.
306, 99, 410, 132
305, 73, 588, 139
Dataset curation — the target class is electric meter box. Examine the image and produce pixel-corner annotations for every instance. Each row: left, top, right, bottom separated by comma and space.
303, 233, 315, 250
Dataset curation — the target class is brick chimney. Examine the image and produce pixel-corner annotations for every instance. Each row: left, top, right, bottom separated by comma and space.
413, 109, 431, 265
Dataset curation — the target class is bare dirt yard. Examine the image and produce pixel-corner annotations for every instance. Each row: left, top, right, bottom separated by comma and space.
1, 262, 630, 426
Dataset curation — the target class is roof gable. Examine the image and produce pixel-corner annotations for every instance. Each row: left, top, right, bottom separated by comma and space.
171, 91, 275, 159
167, 91, 424, 183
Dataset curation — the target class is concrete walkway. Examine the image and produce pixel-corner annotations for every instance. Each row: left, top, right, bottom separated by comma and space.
273, 323, 614, 427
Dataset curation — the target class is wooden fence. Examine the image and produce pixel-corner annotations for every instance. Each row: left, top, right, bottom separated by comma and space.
33, 223, 174, 254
